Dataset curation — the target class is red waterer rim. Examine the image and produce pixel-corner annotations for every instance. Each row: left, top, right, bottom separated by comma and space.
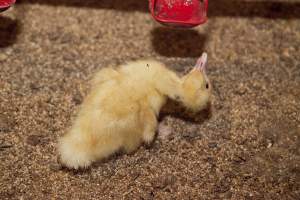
0, 0, 16, 12
149, 0, 208, 28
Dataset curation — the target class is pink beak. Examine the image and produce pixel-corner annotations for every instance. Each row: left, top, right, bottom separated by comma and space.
195, 52, 208, 72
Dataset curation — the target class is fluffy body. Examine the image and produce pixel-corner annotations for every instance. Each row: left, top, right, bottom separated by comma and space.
58, 57, 211, 169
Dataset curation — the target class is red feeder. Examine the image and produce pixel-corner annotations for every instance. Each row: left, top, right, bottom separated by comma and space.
0, 0, 15, 12
149, 0, 208, 28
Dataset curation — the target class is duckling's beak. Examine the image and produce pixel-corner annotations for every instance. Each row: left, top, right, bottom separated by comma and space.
195, 52, 207, 72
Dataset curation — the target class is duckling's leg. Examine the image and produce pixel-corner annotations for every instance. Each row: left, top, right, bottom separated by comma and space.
141, 108, 158, 145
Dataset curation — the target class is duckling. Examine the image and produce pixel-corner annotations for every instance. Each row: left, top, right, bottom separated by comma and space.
58, 53, 211, 169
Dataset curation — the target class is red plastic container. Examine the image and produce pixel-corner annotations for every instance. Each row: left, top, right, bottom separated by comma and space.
149, 0, 208, 28
0, 0, 15, 12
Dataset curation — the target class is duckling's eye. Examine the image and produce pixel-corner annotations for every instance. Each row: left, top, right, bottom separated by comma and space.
205, 83, 209, 89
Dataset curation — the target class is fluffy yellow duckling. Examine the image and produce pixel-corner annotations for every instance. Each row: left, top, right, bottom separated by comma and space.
58, 53, 211, 169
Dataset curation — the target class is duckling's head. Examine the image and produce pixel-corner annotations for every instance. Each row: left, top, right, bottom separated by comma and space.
181, 53, 211, 112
